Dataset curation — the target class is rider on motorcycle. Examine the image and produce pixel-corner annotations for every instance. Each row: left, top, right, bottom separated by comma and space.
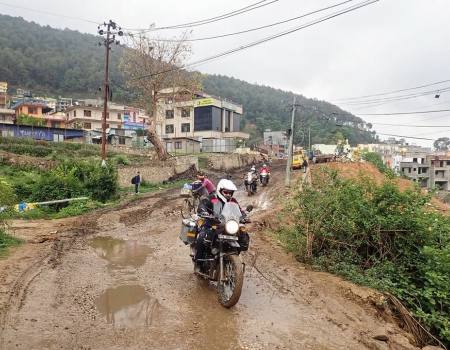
193, 171, 216, 198
259, 163, 270, 183
194, 179, 245, 271
244, 166, 258, 191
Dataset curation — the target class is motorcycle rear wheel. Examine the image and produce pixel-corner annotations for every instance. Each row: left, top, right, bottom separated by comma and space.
217, 255, 244, 308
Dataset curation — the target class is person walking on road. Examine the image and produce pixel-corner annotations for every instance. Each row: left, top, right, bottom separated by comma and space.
302, 159, 308, 173
131, 171, 141, 194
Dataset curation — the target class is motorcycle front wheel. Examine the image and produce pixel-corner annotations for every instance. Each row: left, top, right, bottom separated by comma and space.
217, 255, 244, 308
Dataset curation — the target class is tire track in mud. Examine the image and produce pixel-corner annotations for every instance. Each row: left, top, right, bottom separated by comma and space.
0, 190, 181, 349
0, 164, 425, 350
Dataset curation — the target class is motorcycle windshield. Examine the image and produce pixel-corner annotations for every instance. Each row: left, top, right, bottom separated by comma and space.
220, 202, 242, 222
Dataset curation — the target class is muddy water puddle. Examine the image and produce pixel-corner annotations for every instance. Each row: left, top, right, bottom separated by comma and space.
89, 236, 153, 269
95, 285, 157, 327
90, 237, 156, 327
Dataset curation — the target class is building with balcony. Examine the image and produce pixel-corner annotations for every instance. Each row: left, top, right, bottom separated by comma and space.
401, 154, 450, 191
156, 88, 249, 152
11, 99, 52, 119
0, 108, 15, 124
65, 99, 149, 131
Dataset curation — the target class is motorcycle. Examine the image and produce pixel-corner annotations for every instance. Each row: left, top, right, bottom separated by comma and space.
259, 169, 270, 186
244, 172, 258, 196
179, 203, 253, 308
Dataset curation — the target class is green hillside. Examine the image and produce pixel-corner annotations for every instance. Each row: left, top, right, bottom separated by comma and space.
0, 14, 376, 145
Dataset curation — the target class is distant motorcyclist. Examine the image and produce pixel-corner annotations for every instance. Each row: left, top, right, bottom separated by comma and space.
194, 179, 243, 271
244, 166, 258, 194
259, 163, 270, 184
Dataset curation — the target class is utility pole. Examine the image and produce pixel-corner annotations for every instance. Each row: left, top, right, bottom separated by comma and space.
308, 126, 311, 152
98, 20, 123, 166
285, 96, 296, 187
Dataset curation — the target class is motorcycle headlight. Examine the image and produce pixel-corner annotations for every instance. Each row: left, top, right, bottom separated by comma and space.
225, 220, 239, 235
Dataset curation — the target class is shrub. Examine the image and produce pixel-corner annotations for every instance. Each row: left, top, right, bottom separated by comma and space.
84, 163, 118, 202
279, 168, 450, 345
113, 154, 130, 165
53, 199, 101, 218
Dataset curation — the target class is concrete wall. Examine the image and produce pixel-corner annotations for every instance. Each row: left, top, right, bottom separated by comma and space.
117, 155, 198, 186
205, 153, 261, 171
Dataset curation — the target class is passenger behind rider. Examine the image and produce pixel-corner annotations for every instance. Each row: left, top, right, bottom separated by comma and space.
193, 171, 216, 198
194, 179, 245, 271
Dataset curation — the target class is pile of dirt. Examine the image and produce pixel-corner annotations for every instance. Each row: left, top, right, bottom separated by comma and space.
313, 162, 449, 214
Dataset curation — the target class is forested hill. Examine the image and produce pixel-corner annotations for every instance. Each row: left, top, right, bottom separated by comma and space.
0, 14, 376, 145
203, 75, 376, 145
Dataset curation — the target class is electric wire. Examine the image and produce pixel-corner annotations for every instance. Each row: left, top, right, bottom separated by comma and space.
124, 0, 279, 32
333, 78, 450, 102
371, 123, 450, 128
129, 0, 379, 82
374, 133, 435, 141
339, 87, 450, 107
0, 1, 101, 24
130, 0, 356, 42
357, 109, 450, 116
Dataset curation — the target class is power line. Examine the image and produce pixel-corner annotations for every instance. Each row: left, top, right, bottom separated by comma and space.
133, 0, 356, 42
376, 133, 435, 141
0, 1, 100, 24
125, 0, 279, 32
371, 123, 450, 128
130, 0, 379, 82
357, 109, 450, 116
333, 78, 450, 102
339, 86, 450, 107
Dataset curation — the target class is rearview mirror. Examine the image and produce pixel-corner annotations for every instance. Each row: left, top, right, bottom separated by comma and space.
246, 205, 254, 212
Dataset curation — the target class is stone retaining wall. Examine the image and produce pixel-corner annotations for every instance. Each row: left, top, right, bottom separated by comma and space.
117, 155, 198, 186
205, 153, 262, 171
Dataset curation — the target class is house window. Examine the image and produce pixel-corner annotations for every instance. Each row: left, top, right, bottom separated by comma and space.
83, 122, 91, 129
181, 123, 190, 132
117, 113, 121, 120
28, 107, 37, 114
166, 109, 174, 119
165, 124, 174, 134
119, 136, 126, 145
181, 108, 190, 118
83, 110, 91, 117
106, 112, 110, 119
175, 141, 182, 149
73, 110, 77, 117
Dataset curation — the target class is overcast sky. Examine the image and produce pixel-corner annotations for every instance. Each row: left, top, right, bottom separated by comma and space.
1, 0, 450, 147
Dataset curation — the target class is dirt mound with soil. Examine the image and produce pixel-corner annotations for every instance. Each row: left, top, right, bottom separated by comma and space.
316, 162, 449, 214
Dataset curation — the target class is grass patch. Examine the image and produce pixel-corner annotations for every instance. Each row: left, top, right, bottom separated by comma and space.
0, 229, 21, 255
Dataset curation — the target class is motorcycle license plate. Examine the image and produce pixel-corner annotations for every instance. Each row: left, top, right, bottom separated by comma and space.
218, 234, 238, 241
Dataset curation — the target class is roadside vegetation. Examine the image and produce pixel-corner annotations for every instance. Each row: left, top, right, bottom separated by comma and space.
0, 177, 21, 254
362, 151, 396, 177
0, 136, 188, 221
277, 167, 450, 346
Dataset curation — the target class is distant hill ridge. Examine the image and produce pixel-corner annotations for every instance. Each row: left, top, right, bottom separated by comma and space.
0, 14, 376, 145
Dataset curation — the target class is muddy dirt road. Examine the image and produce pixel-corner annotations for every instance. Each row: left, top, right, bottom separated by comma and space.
0, 166, 421, 350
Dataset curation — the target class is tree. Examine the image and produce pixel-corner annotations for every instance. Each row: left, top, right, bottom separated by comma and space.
120, 34, 200, 160
434, 137, 450, 151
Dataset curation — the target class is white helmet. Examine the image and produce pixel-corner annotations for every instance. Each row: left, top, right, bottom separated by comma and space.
216, 179, 238, 202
